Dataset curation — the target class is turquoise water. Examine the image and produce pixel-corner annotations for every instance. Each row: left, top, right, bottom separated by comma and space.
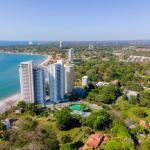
69, 104, 82, 111
0, 53, 46, 100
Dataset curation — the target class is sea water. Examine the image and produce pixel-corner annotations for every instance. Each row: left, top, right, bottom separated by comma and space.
0, 53, 46, 100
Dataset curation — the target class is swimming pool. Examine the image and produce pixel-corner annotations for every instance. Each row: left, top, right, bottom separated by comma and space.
68, 104, 91, 117
69, 104, 82, 111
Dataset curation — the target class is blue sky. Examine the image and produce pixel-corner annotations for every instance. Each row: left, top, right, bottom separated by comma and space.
0, 0, 150, 41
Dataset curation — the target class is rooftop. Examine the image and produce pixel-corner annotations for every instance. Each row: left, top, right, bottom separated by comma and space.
82, 133, 104, 150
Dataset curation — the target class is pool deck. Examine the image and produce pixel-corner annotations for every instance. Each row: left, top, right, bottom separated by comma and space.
49, 100, 103, 111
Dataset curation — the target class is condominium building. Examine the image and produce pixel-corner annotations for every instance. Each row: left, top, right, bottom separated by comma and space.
33, 67, 45, 104
49, 60, 65, 102
19, 61, 34, 103
65, 65, 74, 93
59, 41, 63, 48
68, 48, 74, 62
19, 61, 45, 104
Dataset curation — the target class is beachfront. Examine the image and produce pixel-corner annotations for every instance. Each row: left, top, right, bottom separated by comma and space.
0, 55, 50, 113
0, 93, 20, 114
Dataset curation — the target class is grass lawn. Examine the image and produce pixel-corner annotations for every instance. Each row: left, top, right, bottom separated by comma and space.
36, 117, 91, 144
115, 99, 150, 123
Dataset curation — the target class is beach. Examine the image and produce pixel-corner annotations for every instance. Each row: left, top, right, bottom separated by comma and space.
0, 51, 48, 57
0, 55, 50, 114
0, 93, 20, 114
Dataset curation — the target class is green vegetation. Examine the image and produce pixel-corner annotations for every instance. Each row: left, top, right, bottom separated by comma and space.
86, 110, 111, 130
87, 85, 122, 104
105, 122, 134, 150
55, 108, 81, 130
0, 45, 150, 149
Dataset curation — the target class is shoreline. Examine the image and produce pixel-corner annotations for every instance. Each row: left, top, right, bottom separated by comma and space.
0, 55, 51, 113
0, 51, 49, 57
0, 93, 20, 114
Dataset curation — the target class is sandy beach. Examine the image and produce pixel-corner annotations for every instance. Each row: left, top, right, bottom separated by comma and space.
0, 51, 48, 57
40, 55, 52, 67
0, 93, 20, 114
0, 54, 50, 114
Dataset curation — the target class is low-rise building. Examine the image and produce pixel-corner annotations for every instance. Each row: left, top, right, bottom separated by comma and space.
82, 76, 88, 87
82, 133, 104, 150
124, 90, 139, 98
96, 81, 109, 87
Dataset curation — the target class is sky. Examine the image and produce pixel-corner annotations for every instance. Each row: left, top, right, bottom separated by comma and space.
0, 0, 150, 41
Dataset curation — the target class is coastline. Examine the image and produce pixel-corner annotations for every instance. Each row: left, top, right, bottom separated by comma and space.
0, 93, 20, 114
0, 55, 51, 113
0, 51, 48, 57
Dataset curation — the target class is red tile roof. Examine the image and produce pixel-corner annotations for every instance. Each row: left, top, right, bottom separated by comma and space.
82, 133, 104, 150
139, 120, 150, 128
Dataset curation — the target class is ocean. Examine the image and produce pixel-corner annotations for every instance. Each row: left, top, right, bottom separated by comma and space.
0, 53, 46, 100
0, 41, 50, 46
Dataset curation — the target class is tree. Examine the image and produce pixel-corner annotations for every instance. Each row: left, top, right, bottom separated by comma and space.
126, 81, 143, 92
55, 108, 72, 130
55, 108, 80, 130
129, 96, 139, 104
122, 94, 128, 101
140, 98, 150, 107
86, 110, 111, 130
139, 90, 150, 107
0, 121, 6, 131
43, 137, 59, 150
17, 101, 27, 109
105, 139, 122, 150
99, 85, 122, 104
60, 143, 72, 150
140, 137, 150, 150
108, 122, 134, 150
133, 108, 147, 118
20, 117, 37, 131
61, 135, 71, 144
22, 143, 46, 150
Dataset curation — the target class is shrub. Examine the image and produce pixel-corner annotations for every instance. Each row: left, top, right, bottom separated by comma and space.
55, 108, 81, 130
86, 110, 111, 130
60, 135, 71, 144
133, 108, 147, 118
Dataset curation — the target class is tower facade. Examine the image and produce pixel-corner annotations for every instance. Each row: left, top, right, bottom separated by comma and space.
59, 41, 63, 48
65, 65, 74, 93
33, 67, 45, 104
19, 61, 34, 103
49, 60, 65, 102
19, 61, 45, 104
68, 48, 74, 62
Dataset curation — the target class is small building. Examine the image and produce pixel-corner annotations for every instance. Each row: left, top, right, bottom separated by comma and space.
15, 108, 24, 115
111, 80, 120, 86
82, 76, 88, 87
68, 48, 74, 62
139, 120, 150, 128
102, 134, 111, 144
125, 90, 139, 98
96, 81, 109, 87
82, 133, 104, 150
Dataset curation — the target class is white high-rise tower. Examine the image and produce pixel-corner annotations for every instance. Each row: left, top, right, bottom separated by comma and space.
19, 61, 45, 104
59, 41, 63, 48
68, 48, 74, 62
19, 61, 34, 103
49, 60, 65, 102
65, 65, 74, 93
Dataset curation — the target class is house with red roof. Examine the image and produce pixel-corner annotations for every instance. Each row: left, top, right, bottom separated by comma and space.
82, 133, 104, 150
